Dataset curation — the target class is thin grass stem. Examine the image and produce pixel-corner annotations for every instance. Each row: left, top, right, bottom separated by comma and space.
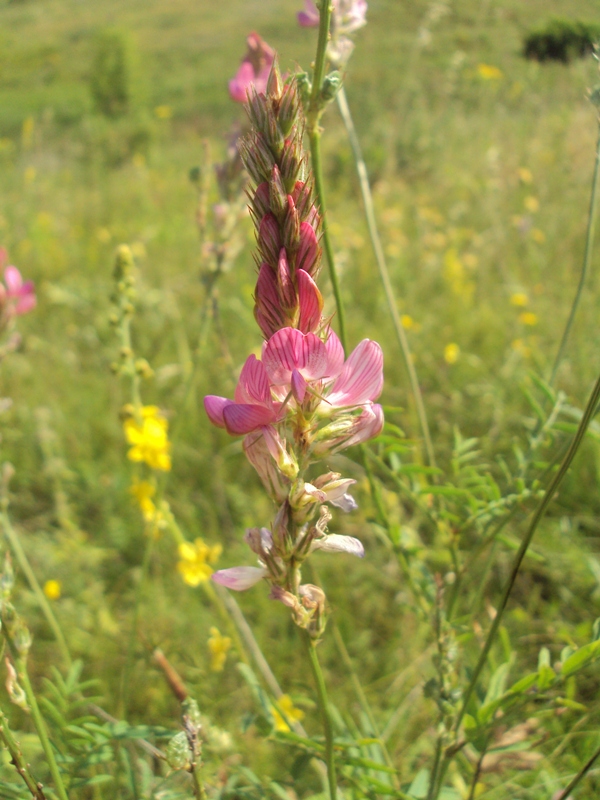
554, 740, 600, 800
0, 705, 47, 799
550, 118, 600, 384
336, 86, 435, 467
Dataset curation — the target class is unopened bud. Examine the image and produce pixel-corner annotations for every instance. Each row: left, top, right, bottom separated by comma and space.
269, 166, 288, 222
320, 71, 343, 104
283, 197, 301, 251
266, 59, 283, 102
295, 72, 312, 106
135, 358, 154, 379
278, 81, 300, 136
166, 731, 191, 771
113, 244, 134, 281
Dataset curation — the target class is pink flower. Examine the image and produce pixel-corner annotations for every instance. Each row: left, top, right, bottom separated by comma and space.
204, 355, 282, 435
3, 266, 36, 316
212, 565, 268, 591
298, 0, 319, 26
229, 33, 275, 103
297, 0, 367, 34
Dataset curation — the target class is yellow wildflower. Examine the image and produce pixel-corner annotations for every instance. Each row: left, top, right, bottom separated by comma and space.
524, 196, 539, 213
531, 228, 546, 244
512, 339, 531, 357
518, 167, 533, 184
510, 292, 528, 307
271, 695, 305, 732
130, 478, 156, 521
43, 580, 61, 601
401, 314, 414, 330
477, 63, 503, 80
123, 406, 171, 471
207, 627, 232, 672
519, 312, 538, 327
444, 343, 460, 364
177, 538, 222, 587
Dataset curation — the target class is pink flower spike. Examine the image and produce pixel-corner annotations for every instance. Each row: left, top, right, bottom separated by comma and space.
327, 339, 383, 407
229, 32, 275, 103
4, 267, 36, 316
212, 566, 268, 590
297, 0, 320, 27
263, 328, 328, 386
297, 269, 323, 334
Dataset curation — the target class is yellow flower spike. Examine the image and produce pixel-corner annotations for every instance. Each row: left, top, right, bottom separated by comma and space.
444, 343, 460, 365
271, 695, 305, 732
519, 312, 538, 327
510, 292, 529, 307
44, 580, 61, 601
177, 538, 220, 587
207, 627, 232, 672
123, 406, 172, 472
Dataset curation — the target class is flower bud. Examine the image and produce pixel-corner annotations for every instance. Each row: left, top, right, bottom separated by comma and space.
278, 81, 300, 136
283, 196, 301, 251
269, 166, 288, 223
296, 221, 320, 275
258, 213, 282, 267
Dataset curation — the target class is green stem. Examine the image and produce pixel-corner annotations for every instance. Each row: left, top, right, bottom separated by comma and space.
336, 86, 436, 467
0, 510, 72, 668
190, 763, 207, 800
0, 705, 47, 799
307, 0, 347, 349
302, 631, 337, 800
550, 117, 600, 385
18, 660, 70, 800
554, 739, 600, 800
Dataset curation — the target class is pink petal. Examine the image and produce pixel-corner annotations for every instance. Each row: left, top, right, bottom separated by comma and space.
297, 269, 323, 334
296, 222, 319, 275
327, 339, 383, 406
223, 403, 277, 435
204, 395, 232, 428
263, 328, 328, 385
234, 355, 271, 405
212, 566, 268, 590
255, 263, 285, 337
298, 0, 320, 26
4, 266, 23, 294
291, 369, 307, 403
343, 403, 384, 449
324, 329, 345, 379
228, 61, 255, 103
312, 534, 364, 557
14, 292, 36, 315
277, 248, 295, 308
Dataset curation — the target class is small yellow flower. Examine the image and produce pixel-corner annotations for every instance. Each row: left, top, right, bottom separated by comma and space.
510, 292, 528, 307
401, 314, 414, 330
524, 196, 539, 213
444, 343, 460, 364
177, 538, 222, 587
511, 339, 531, 357
517, 167, 533, 184
154, 105, 173, 120
519, 312, 538, 326
271, 695, 305, 732
123, 406, 171, 471
207, 627, 232, 672
531, 228, 546, 244
477, 63, 503, 80
44, 580, 61, 601
130, 478, 156, 521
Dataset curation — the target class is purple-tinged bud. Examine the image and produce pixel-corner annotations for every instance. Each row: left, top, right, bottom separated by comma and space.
252, 132, 277, 182
283, 196, 301, 251
269, 166, 288, 222
296, 222, 320, 275
266, 59, 283, 102
280, 138, 303, 190
297, 270, 323, 334
255, 263, 286, 337
246, 86, 268, 132
238, 138, 265, 187
278, 81, 300, 136
251, 182, 271, 219
258, 213, 282, 267
277, 249, 296, 309
244, 431, 289, 502
244, 527, 273, 559
265, 109, 284, 159
292, 180, 314, 220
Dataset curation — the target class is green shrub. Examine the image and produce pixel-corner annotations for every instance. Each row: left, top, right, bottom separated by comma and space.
89, 28, 136, 117
523, 18, 600, 63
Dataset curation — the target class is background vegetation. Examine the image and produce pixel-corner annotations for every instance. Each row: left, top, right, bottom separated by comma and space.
2, 0, 600, 797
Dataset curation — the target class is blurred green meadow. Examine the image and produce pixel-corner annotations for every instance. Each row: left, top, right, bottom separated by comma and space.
2, 0, 600, 796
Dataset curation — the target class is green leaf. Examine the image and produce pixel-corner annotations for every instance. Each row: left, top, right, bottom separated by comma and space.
407, 768, 430, 798
561, 641, 600, 676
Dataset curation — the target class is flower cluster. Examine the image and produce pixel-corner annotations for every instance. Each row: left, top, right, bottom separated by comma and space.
205, 61, 383, 636
0, 248, 36, 327
123, 405, 172, 472
297, 0, 368, 66
177, 538, 222, 587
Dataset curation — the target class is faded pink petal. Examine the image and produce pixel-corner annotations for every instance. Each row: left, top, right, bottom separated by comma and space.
4, 266, 23, 294
222, 403, 277, 435
327, 339, 383, 407
290, 369, 307, 403
263, 328, 328, 386
229, 33, 275, 103
343, 403, 384, 449
212, 566, 268, 590
324, 329, 345, 379
229, 61, 256, 103
298, 0, 320, 26
244, 432, 290, 503
14, 285, 36, 315
311, 534, 364, 557
296, 222, 319, 275
297, 269, 323, 334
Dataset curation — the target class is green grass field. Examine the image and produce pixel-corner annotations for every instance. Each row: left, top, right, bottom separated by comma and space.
2, 0, 600, 798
